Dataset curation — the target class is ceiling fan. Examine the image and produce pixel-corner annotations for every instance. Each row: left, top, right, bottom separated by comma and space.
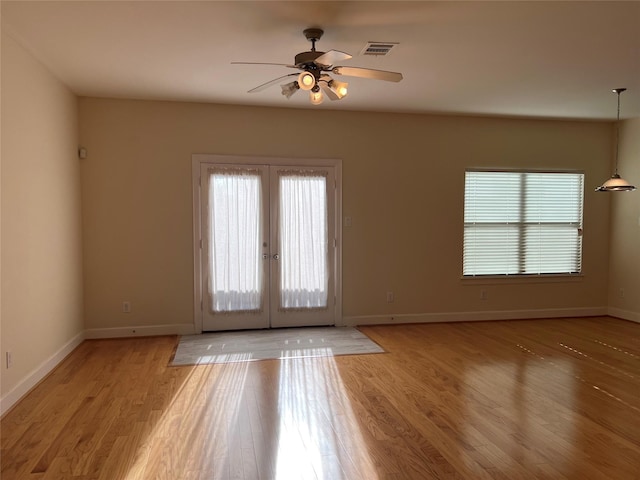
232, 28, 403, 105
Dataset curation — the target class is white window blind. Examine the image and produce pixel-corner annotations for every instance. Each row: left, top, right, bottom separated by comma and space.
463, 170, 584, 276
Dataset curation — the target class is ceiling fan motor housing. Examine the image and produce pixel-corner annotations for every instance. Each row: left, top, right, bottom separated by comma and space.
295, 51, 326, 70
296, 27, 327, 75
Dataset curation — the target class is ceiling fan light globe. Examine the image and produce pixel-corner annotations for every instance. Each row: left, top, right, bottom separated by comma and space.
310, 90, 324, 105
298, 72, 315, 91
329, 79, 348, 99
280, 81, 299, 99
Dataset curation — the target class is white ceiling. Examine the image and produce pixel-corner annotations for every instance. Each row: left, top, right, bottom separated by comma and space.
2, 0, 639, 120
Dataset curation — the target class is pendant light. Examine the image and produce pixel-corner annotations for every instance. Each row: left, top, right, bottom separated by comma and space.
595, 88, 636, 192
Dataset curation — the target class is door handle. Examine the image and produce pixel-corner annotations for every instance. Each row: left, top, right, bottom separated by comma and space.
262, 254, 269, 260
273, 254, 280, 260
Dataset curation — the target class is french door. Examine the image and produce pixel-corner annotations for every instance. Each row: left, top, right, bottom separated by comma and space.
196, 161, 338, 331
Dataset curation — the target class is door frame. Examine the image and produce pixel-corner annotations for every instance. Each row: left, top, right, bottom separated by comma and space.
192, 154, 343, 333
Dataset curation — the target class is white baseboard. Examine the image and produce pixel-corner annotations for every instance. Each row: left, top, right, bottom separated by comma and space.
343, 307, 608, 327
607, 307, 640, 324
1, 331, 85, 417
84, 323, 196, 339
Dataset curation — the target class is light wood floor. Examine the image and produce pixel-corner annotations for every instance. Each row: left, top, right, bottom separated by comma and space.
2, 317, 639, 479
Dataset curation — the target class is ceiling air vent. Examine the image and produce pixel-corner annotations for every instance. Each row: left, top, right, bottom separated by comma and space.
360, 42, 398, 57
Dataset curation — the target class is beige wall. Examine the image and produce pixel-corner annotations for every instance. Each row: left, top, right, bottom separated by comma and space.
608, 118, 640, 321
1, 31, 84, 401
79, 98, 612, 330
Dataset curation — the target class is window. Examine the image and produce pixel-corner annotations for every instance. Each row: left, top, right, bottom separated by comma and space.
463, 170, 584, 276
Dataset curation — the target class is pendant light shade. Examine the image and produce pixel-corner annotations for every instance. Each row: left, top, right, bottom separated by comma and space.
595, 173, 636, 192
596, 88, 636, 192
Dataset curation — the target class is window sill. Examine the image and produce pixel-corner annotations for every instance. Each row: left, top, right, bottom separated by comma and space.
461, 274, 584, 285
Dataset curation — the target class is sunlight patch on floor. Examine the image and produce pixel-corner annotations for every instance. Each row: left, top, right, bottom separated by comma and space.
275, 349, 378, 480
123, 354, 252, 479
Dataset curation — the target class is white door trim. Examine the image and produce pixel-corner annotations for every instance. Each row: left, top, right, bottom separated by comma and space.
192, 154, 343, 333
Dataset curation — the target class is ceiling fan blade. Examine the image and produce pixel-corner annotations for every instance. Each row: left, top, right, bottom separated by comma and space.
314, 50, 353, 67
319, 82, 340, 101
332, 66, 403, 82
232, 62, 299, 69
248, 73, 298, 93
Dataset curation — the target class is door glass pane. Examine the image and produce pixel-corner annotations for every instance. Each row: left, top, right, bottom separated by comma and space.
208, 168, 263, 312
278, 172, 328, 309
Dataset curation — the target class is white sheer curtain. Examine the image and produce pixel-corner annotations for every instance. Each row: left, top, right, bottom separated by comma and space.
208, 168, 263, 312
278, 171, 328, 310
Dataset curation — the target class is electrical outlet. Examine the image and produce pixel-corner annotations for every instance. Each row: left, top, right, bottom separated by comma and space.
619, 288, 625, 298
386, 291, 394, 303
122, 301, 131, 313
6, 351, 13, 369
480, 290, 488, 300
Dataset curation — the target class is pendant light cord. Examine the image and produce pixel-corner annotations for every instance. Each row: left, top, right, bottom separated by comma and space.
614, 89, 621, 176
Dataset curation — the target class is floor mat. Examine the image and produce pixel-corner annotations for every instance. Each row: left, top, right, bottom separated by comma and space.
171, 326, 384, 365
